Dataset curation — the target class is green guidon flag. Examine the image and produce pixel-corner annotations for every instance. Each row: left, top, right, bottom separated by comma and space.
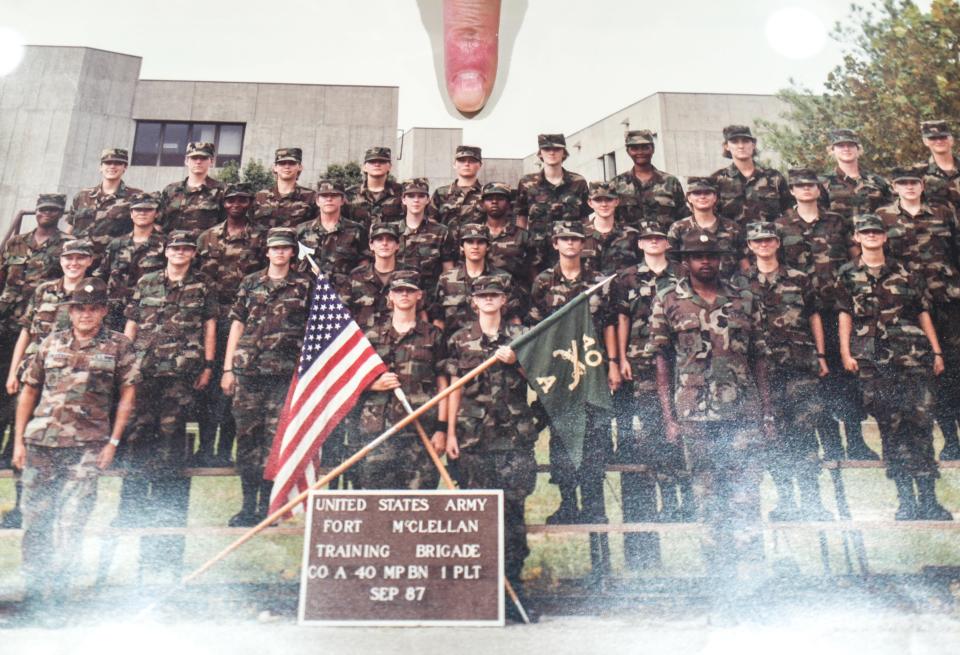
511, 280, 613, 469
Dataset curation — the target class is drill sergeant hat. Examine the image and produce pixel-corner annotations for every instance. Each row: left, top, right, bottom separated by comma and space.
676, 231, 733, 256
62, 277, 108, 306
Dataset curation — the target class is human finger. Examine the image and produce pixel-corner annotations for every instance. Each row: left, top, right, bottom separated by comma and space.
443, 0, 500, 113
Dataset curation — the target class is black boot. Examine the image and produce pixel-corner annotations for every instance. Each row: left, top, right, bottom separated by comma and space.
938, 418, 960, 461
894, 475, 918, 521
768, 475, 801, 522
1, 479, 23, 528
817, 416, 845, 461
797, 471, 833, 521
587, 532, 611, 585
916, 477, 953, 521
545, 482, 579, 525
579, 476, 608, 524
257, 480, 274, 523
845, 420, 880, 460
229, 473, 260, 527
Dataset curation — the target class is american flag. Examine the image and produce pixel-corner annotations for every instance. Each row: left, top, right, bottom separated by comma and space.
264, 273, 387, 514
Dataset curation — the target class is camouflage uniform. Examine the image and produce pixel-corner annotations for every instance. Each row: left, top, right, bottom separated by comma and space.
710, 126, 791, 228
611, 255, 689, 567
16, 279, 74, 380
20, 311, 139, 599
609, 169, 689, 232
923, 157, 960, 213
581, 217, 639, 275
446, 316, 540, 583
775, 207, 850, 307
646, 240, 769, 573
95, 230, 166, 329
823, 168, 892, 222
353, 295, 446, 490
68, 182, 142, 266
159, 143, 225, 234
430, 264, 525, 338
346, 148, 404, 228
296, 215, 368, 284
431, 179, 485, 229
666, 215, 745, 275
484, 219, 539, 285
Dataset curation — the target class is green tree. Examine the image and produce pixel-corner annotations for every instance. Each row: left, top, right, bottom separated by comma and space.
760, 0, 960, 171
216, 159, 274, 191
322, 162, 364, 189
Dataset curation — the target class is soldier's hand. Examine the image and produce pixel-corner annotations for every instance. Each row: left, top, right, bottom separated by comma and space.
607, 362, 622, 392
431, 430, 447, 455
842, 354, 859, 373
11, 441, 26, 471
495, 346, 516, 364
664, 420, 681, 445
97, 442, 117, 470
445, 430, 460, 460
620, 359, 633, 381
370, 372, 401, 391
221, 370, 237, 396
933, 354, 945, 376
194, 368, 213, 390
818, 358, 829, 378
5, 373, 19, 395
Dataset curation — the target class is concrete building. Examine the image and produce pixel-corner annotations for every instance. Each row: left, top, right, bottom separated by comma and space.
520, 92, 790, 182
0, 45, 398, 232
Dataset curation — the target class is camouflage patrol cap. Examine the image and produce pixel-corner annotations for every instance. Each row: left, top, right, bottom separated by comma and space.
787, 168, 820, 187
275, 147, 303, 163
62, 277, 108, 306
854, 214, 885, 233
921, 120, 951, 138
369, 222, 401, 241
481, 182, 512, 198
746, 221, 780, 241
890, 165, 925, 183
186, 142, 215, 158
829, 129, 860, 146
625, 129, 655, 146
685, 177, 717, 194
223, 182, 255, 199
36, 193, 67, 210
588, 181, 618, 200
100, 148, 129, 164
471, 275, 507, 296
677, 231, 732, 256
316, 179, 346, 196
459, 223, 489, 242
61, 239, 94, 257
266, 227, 298, 248
166, 230, 198, 249
364, 146, 392, 162
389, 270, 421, 292
722, 125, 756, 142
552, 220, 585, 240
538, 134, 567, 150
401, 178, 430, 195
455, 145, 482, 161
636, 220, 668, 239
129, 191, 161, 209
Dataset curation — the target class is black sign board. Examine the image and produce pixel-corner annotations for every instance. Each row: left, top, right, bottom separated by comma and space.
298, 489, 504, 626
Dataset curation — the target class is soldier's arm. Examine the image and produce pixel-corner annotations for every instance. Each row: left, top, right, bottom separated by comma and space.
99, 383, 136, 470
617, 314, 632, 380
11, 383, 40, 470
193, 318, 217, 390
809, 312, 828, 376
123, 320, 138, 342
838, 311, 858, 372
919, 311, 945, 375
604, 323, 621, 391
5, 328, 31, 395
221, 320, 245, 395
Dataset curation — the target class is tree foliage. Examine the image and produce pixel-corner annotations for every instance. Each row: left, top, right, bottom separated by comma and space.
760, 0, 960, 171
321, 162, 364, 189
216, 159, 274, 191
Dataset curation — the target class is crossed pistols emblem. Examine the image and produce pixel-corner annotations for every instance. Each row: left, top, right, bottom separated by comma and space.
536, 334, 604, 395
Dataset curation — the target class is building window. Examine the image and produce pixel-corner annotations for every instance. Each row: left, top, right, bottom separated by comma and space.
599, 151, 617, 181
131, 121, 245, 167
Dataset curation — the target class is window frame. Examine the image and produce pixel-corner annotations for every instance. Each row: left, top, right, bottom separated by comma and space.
131, 120, 246, 168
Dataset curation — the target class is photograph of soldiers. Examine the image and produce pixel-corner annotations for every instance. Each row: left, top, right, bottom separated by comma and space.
252, 147, 317, 229
836, 214, 951, 521
221, 227, 311, 526
12, 278, 137, 617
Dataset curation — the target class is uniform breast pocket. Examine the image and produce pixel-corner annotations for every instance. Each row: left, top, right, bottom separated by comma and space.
673, 316, 704, 356
41, 354, 70, 386
280, 296, 307, 326
725, 314, 753, 354
86, 356, 117, 398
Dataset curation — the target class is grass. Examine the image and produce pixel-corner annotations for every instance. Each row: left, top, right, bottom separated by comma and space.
1, 421, 959, 593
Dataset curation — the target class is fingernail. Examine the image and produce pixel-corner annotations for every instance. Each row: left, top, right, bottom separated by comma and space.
449, 70, 488, 113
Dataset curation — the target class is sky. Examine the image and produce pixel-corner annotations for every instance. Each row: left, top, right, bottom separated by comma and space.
0, 0, 879, 158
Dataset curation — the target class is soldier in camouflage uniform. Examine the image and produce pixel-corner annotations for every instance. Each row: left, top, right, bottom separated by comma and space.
445, 276, 541, 619
776, 168, 874, 460
515, 134, 590, 265
0, 194, 66, 468
346, 146, 404, 228
734, 222, 833, 521
709, 125, 791, 229
823, 129, 892, 223
343, 222, 407, 331
222, 227, 312, 525
921, 120, 960, 213
252, 147, 317, 229
609, 129, 689, 231
479, 182, 539, 285
431, 145, 485, 229
158, 142, 225, 234
13, 278, 137, 612
876, 165, 960, 461
836, 214, 951, 520
120, 230, 217, 574
667, 178, 746, 275
195, 183, 268, 466
430, 223, 525, 338
648, 231, 775, 580
396, 178, 456, 295
528, 221, 614, 535
352, 271, 447, 490
66, 148, 142, 268
581, 182, 638, 275
1, 240, 94, 529
94, 192, 166, 330
296, 179, 368, 288
611, 220, 692, 570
